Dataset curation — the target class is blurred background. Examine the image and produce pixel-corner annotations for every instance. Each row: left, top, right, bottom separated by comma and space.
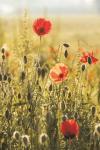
0, 0, 100, 17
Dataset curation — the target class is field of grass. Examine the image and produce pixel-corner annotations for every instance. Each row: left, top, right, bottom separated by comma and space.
0, 13, 100, 150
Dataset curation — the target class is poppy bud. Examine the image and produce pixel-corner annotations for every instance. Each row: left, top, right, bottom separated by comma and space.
36, 80, 39, 85
88, 57, 92, 64
18, 93, 21, 99
64, 50, 68, 58
23, 56, 27, 64
1, 48, 5, 53
68, 92, 71, 98
3, 74, 7, 81
21, 71, 25, 81
91, 106, 96, 116
8, 77, 11, 83
63, 43, 69, 48
39, 86, 42, 92
0, 74, 2, 81
81, 64, 85, 71
2, 55, 5, 60
49, 84, 52, 91
41, 68, 46, 79
5, 109, 11, 120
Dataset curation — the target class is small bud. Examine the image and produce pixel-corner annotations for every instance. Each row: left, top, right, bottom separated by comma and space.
21, 71, 25, 81
39, 86, 42, 92
49, 84, 52, 91
63, 43, 69, 48
2, 55, 5, 60
68, 92, 71, 98
91, 106, 96, 116
18, 93, 21, 99
5, 109, 11, 120
1, 48, 5, 53
23, 56, 27, 64
41, 68, 46, 79
81, 64, 85, 71
64, 50, 68, 58
88, 57, 92, 64
8, 77, 11, 83
3, 74, 7, 81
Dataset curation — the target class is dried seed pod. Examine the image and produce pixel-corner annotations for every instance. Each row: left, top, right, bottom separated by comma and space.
64, 50, 68, 58
3, 74, 7, 81
63, 43, 69, 48
21, 71, 25, 81
81, 64, 85, 71
88, 57, 92, 64
23, 56, 27, 64
0, 74, 2, 81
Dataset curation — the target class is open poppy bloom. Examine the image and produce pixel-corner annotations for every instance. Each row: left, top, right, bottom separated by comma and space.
60, 119, 79, 140
49, 63, 69, 83
33, 18, 51, 36
80, 51, 98, 64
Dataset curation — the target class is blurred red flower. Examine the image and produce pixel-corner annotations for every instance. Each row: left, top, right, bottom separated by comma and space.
49, 63, 69, 83
33, 18, 51, 36
80, 51, 98, 64
5, 51, 10, 58
60, 119, 79, 140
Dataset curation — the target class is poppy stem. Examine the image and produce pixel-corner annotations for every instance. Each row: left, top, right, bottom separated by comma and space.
37, 36, 42, 66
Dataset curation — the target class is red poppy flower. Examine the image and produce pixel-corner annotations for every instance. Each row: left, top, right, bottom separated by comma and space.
80, 51, 98, 64
60, 119, 79, 140
33, 18, 51, 36
49, 63, 69, 83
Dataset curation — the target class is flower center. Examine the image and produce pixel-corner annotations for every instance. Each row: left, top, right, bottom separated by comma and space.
39, 27, 45, 33
59, 73, 64, 79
